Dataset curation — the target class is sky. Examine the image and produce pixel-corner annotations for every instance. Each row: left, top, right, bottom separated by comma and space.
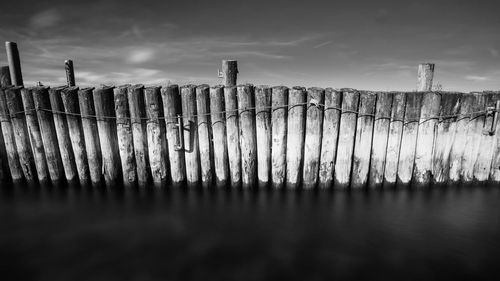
0, 0, 499, 91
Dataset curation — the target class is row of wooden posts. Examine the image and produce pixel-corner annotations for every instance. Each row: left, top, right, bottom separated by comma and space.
1, 41, 499, 189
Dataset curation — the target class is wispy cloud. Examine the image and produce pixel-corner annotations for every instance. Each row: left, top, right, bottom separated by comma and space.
29, 9, 62, 29
313, 41, 332, 49
128, 48, 155, 64
465, 75, 489, 82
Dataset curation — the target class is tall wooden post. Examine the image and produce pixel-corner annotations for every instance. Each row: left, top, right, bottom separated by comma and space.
181, 85, 200, 186
417, 63, 434, 92
302, 87, 325, 189
94, 85, 121, 187
0, 87, 23, 181
114, 85, 136, 187
222, 60, 238, 87
196, 85, 213, 187
271, 86, 288, 188
65, 60, 76, 87
61, 86, 90, 185
146, 86, 168, 187
255, 85, 272, 187
286, 86, 307, 188
238, 84, 257, 188
128, 85, 150, 187
224, 86, 241, 187
0, 66, 11, 86
5, 42, 23, 86
210, 85, 229, 187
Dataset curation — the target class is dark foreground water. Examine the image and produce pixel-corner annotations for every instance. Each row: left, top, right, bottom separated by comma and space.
1, 184, 499, 281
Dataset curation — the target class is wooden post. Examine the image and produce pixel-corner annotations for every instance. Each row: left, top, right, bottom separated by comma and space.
413, 92, 441, 187
129, 85, 150, 187
417, 63, 434, 92
351, 91, 377, 189
222, 60, 238, 87
146, 86, 168, 186
397, 92, 423, 186
449, 94, 474, 183
21, 87, 49, 183
318, 88, 342, 189
5, 87, 36, 182
255, 85, 272, 187
161, 85, 185, 185
114, 85, 136, 187
0, 66, 11, 86
78, 87, 102, 185
32, 86, 65, 184
224, 86, 241, 186
48, 86, 78, 183
302, 87, 325, 189
368, 92, 393, 189
238, 84, 257, 188
0, 87, 23, 181
286, 86, 307, 188
0, 125, 5, 181
65, 60, 76, 87
489, 95, 500, 182
180, 85, 200, 186
94, 85, 121, 187
461, 93, 486, 182
432, 93, 461, 184
161, 85, 186, 185
474, 93, 498, 182
5, 42, 23, 86
334, 89, 360, 189
210, 85, 229, 187
271, 86, 288, 188
384, 93, 406, 187
196, 84, 213, 187
61, 86, 90, 185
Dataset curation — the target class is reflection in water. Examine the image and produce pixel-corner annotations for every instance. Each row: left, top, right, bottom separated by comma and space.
1, 184, 499, 281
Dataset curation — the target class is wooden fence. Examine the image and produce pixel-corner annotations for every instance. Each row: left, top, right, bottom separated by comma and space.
1, 83, 499, 189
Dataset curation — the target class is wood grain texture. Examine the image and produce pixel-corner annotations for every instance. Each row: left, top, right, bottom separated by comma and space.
449, 94, 474, 183
302, 87, 324, 189
384, 93, 406, 187
224, 86, 241, 187
196, 84, 213, 187
0, 87, 23, 181
461, 93, 486, 182
237, 84, 257, 188
114, 85, 136, 187
255, 85, 272, 187
210, 85, 229, 187
0, 66, 11, 86
286, 86, 306, 188
180, 85, 200, 186
271, 86, 288, 188
128, 85, 150, 187
474, 92, 498, 182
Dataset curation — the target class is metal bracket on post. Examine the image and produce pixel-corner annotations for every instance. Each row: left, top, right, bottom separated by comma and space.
483, 101, 500, 136
174, 114, 184, 151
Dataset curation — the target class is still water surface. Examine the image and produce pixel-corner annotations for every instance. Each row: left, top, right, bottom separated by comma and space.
1, 184, 499, 281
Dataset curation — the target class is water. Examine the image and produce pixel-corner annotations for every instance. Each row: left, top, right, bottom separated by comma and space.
1, 184, 499, 281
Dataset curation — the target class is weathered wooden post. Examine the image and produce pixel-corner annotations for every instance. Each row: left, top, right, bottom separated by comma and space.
449, 94, 474, 183
334, 89, 359, 189
473, 93, 497, 182
114, 85, 136, 187
196, 84, 213, 187
21, 87, 49, 183
0, 87, 23, 181
461, 93, 486, 182
128, 85, 150, 187
397, 92, 423, 186
161, 85, 186, 185
5, 42, 23, 86
181, 85, 200, 186
255, 85, 272, 187
238, 84, 257, 188
384, 92, 406, 187
5, 87, 36, 182
78, 87, 102, 185
48, 86, 78, 183
351, 91, 376, 189
318, 88, 342, 189
146, 86, 168, 187
417, 63, 434, 92
0, 66, 11, 86
224, 86, 241, 186
210, 85, 229, 187
413, 91, 441, 187
286, 86, 307, 188
432, 93, 461, 184
271, 86, 288, 188
368, 92, 393, 189
61, 86, 90, 185
302, 87, 325, 189
94, 85, 121, 187
222, 60, 238, 87
32, 86, 65, 185
65, 60, 76, 87
489, 97, 500, 182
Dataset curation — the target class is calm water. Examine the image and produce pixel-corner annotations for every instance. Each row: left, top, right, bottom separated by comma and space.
1, 184, 499, 281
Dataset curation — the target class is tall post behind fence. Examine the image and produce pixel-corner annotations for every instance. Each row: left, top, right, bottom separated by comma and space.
65, 60, 76, 87
417, 63, 434, 92
5, 42, 23, 86
222, 60, 238, 87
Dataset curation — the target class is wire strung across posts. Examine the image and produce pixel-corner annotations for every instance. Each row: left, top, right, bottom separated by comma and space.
0, 102, 496, 127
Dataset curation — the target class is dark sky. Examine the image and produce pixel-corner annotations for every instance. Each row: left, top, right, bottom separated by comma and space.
1, 0, 499, 91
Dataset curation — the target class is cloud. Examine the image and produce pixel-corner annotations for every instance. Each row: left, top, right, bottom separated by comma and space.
128, 48, 155, 63
465, 75, 489, 82
29, 9, 62, 29
489, 48, 499, 57
313, 41, 332, 49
